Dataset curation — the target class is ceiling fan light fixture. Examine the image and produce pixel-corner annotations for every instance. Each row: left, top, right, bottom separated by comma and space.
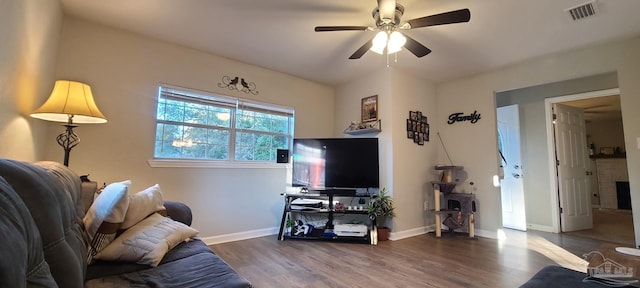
319, 3, 470, 60
370, 31, 388, 54
387, 31, 406, 54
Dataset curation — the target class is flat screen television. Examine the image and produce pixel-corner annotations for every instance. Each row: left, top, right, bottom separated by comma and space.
291, 137, 379, 191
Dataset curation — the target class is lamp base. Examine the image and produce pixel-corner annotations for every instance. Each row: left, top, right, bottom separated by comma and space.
57, 124, 79, 166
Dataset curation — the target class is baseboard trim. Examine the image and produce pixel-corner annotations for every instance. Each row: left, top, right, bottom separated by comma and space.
201, 227, 279, 245
201, 224, 499, 245
203, 225, 437, 244
526, 223, 555, 233
390, 225, 496, 240
475, 229, 497, 239
389, 225, 433, 240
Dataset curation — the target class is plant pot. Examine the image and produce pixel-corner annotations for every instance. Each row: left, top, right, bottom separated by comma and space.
377, 227, 390, 241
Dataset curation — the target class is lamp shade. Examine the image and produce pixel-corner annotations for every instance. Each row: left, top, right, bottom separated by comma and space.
370, 30, 407, 55
31, 80, 107, 124
387, 31, 406, 54
370, 31, 388, 55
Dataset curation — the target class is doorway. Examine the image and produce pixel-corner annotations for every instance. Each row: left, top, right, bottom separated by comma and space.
494, 72, 631, 244
545, 88, 634, 245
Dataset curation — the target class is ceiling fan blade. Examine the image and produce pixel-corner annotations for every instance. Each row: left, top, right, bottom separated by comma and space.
403, 35, 431, 58
406, 8, 470, 29
315, 26, 369, 32
349, 40, 373, 59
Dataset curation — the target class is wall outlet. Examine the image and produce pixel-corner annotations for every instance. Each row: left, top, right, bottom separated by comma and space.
424, 201, 428, 211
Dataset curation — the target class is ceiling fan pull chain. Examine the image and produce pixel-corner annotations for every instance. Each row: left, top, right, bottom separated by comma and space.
386, 50, 390, 67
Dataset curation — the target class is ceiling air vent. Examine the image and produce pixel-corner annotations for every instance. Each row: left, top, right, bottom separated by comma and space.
565, 1, 599, 21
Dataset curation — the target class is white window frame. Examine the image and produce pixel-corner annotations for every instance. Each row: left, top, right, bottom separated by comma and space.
148, 84, 294, 168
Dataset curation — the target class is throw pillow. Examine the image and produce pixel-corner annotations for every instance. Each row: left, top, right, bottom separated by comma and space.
94, 213, 199, 267
94, 179, 131, 200
83, 181, 130, 263
121, 184, 166, 229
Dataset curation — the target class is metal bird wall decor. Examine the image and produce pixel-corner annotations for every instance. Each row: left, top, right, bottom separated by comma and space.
218, 76, 259, 95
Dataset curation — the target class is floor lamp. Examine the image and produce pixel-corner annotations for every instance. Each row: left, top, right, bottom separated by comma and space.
31, 80, 107, 166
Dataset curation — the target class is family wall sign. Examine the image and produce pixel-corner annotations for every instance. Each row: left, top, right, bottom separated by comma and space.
447, 110, 481, 124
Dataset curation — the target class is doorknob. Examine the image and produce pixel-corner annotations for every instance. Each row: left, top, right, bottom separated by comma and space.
512, 173, 521, 179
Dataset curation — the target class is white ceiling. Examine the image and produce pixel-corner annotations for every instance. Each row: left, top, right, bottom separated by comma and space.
59, 0, 640, 86
563, 95, 621, 122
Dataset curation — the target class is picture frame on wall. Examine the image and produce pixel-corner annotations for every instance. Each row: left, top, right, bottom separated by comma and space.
407, 110, 429, 144
361, 95, 378, 123
409, 111, 417, 121
425, 124, 430, 141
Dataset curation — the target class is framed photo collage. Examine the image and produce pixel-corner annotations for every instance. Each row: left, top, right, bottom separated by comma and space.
407, 110, 429, 145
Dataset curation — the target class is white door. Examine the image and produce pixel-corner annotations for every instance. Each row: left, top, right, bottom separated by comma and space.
497, 105, 527, 231
554, 103, 593, 232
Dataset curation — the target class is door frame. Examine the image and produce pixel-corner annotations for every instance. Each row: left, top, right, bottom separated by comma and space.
545, 88, 620, 233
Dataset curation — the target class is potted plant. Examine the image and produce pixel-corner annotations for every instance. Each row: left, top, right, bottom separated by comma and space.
366, 188, 395, 241
284, 217, 296, 235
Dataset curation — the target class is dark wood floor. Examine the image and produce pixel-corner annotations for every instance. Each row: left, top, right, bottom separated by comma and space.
210, 230, 608, 288
565, 208, 635, 247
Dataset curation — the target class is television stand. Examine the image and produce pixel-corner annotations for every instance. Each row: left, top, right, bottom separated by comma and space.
278, 190, 376, 245
314, 188, 357, 197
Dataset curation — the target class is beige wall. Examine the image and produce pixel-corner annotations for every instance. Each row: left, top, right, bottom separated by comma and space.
389, 69, 438, 236
587, 118, 626, 153
335, 67, 438, 239
52, 17, 336, 239
436, 37, 640, 243
0, 0, 62, 161
436, 75, 502, 238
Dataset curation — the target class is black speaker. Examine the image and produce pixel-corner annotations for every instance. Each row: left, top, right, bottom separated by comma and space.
276, 149, 289, 163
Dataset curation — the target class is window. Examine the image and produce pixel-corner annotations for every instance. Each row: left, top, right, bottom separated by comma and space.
154, 84, 294, 163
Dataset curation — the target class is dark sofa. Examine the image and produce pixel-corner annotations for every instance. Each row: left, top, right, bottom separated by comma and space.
521, 265, 635, 288
0, 159, 251, 287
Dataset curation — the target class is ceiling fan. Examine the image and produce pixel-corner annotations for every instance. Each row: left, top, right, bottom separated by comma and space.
315, 0, 470, 59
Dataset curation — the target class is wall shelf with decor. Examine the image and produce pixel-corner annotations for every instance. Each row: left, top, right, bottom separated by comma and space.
343, 119, 381, 135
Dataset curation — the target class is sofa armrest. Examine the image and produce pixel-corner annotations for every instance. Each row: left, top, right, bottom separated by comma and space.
81, 180, 98, 214
164, 201, 193, 226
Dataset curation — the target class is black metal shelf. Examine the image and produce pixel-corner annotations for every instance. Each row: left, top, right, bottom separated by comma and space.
278, 192, 376, 245
283, 234, 371, 243
282, 228, 372, 244
288, 209, 369, 215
